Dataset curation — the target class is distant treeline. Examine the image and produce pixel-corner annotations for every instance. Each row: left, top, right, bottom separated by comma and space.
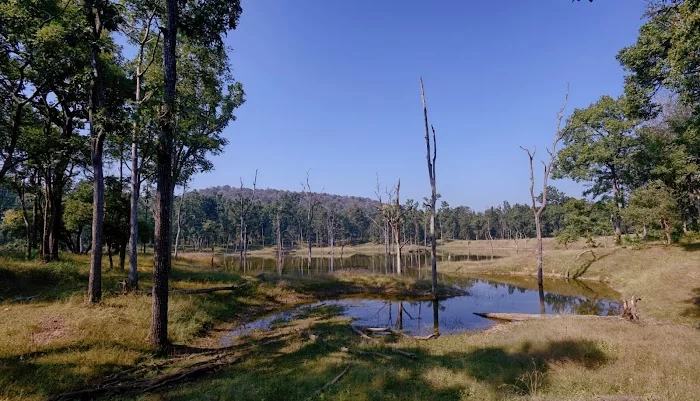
172, 185, 614, 251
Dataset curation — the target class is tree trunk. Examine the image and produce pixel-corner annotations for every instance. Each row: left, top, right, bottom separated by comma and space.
128, 176, 140, 289
663, 219, 671, 245
276, 209, 282, 274
150, 0, 178, 352
420, 77, 438, 296
174, 184, 186, 259
535, 212, 544, 291
87, 0, 107, 303
119, 241, 126, 270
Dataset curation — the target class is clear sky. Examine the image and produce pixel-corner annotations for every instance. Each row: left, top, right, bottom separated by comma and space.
190, 0, 647, 211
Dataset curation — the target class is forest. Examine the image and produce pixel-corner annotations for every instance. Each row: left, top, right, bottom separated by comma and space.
1, 1, 699, 400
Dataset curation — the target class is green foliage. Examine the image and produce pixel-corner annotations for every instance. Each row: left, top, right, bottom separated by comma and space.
624, 181, 680, 243
1, 209, 26, 239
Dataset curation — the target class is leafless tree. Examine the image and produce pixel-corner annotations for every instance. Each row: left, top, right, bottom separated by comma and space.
374, 175, 391, 273
275, 205, 282, 274
237, 170, 258, 267
326, 206, 336, 272
173, 182, 187, 259
420, 77, 438, 296
387, 180, 406, 274
301, 171, 321, 269
520, 84, 569, 290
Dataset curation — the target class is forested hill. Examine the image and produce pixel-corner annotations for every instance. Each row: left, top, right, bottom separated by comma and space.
197, 186, 380, 213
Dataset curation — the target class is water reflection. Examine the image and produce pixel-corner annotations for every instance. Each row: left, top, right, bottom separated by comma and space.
222, 252, 500, 276
222, 278, 620, 343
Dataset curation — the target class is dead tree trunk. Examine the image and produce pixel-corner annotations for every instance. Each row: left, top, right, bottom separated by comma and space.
276, 208, 282, 274
520, 84, 568, 290
388, 180, 404, 275
237, 171, 257, 267
174, 183, 186, 259
302, 171, 319, 269
420, 77, 438, 296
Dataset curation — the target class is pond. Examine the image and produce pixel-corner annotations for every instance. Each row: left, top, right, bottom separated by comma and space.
222, 252, 500, 277
221, 277, 620, 345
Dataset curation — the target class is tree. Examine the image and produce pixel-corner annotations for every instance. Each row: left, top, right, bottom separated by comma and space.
625, 181, 679, 245
124, 0, 161, 290
521, 85, 568, 290
64, 181, 93, 254
555, 95, 640, 244
86, 0, 124, 304
149, 0, 243, 352
150, 0, 179, 351
301, 172, 320, 270
420, 77, 438, 297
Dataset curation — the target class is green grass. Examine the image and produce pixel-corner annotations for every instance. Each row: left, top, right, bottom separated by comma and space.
144, 299, 700, 401
1, 238, 699, 401
0, 252, 464, 401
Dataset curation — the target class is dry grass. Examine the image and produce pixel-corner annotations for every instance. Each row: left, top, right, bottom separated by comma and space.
146, 300, 700, 401
437, 239, 700, 327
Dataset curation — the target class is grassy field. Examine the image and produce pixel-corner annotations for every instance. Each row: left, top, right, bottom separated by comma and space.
0, 252, 458, 400
437, 238, 700, 326
1, 237, 699, 401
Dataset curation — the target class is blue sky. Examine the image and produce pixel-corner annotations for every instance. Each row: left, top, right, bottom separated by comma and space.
190, 0, 647, 210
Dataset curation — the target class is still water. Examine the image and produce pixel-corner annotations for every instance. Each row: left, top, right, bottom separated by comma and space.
223, 252, 500, 277
222, 277, 620, 345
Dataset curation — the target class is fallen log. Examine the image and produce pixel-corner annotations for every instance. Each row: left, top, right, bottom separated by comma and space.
348, 325, 417, 359
340, 346, 392, 359
473, 312, 622, 322
170, 282, 250, 295
49, 355, 240, 400
309, 365, 350, 399
349, 325, 379, 343
364, 327, 439, 340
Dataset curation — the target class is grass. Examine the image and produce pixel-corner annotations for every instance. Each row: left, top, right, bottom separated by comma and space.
437, 238, 700, 326
143, 300, 700, 401
0, 252, 458, 400
1, 237, 699, 400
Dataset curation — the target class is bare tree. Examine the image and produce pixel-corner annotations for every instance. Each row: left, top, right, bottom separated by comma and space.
326, 206, 336, 272
237, 170, 257, 267
383, 180, 406, 274
520, 84, 569, 290
173, 182, 187, 259
420, 77, 438, 296
374, 175, 391, 273
301, 171, 321, 269
275, 205, 282, 274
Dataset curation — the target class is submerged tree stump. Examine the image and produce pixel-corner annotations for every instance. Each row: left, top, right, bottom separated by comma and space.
621, 296, 641, 320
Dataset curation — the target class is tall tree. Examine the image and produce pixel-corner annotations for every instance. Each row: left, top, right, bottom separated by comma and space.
522, 85, 568, 289
420, 77, 438, 296
124, 0, 161, 290
150, 0, 178, 350
86, 0, 118, 303
555, 95, 639, 244
149, 0, 243, 351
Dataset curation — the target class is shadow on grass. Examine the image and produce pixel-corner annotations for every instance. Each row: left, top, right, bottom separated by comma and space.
680, 242, 700, 252
0, 261, 88, 302
156, 309, 611, 401
0, 341, 153, 400
681, 287, 700, 320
